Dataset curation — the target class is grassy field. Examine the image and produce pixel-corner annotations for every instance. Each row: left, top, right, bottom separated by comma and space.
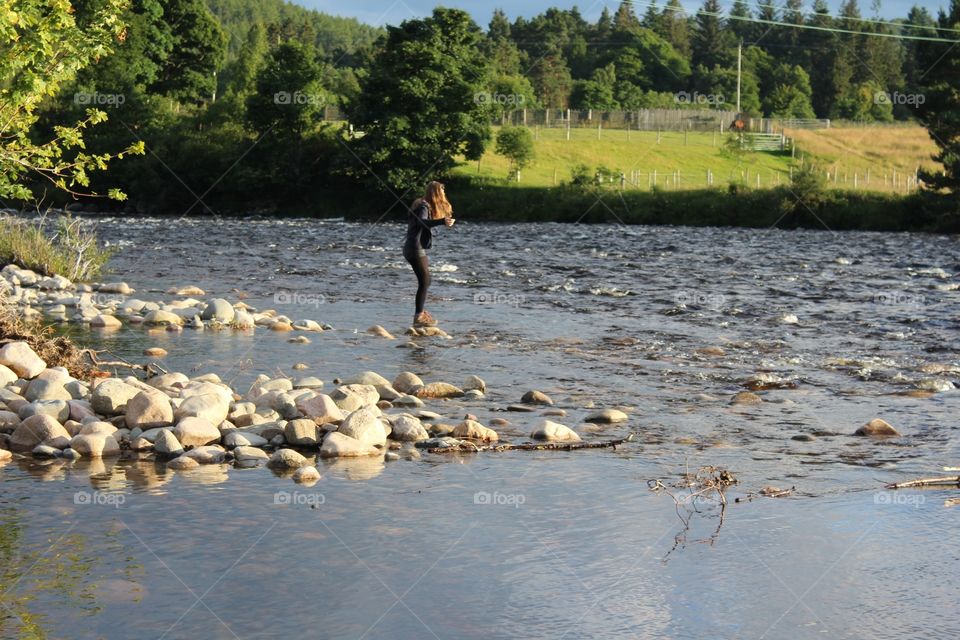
787, 126, 938, 190
452, 124, 938, 194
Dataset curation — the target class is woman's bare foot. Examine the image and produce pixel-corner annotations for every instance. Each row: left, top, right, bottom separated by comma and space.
414, 311, 437, 327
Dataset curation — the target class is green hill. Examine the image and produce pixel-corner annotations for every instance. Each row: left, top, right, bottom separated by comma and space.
204, 0, 383, 58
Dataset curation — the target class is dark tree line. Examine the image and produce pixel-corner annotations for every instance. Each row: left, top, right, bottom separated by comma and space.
28, 0, 960, 210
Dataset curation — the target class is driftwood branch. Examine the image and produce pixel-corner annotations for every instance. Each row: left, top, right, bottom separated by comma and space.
427, 433, 634, 454
81, 349, 168, 378
885, 476, 960, 489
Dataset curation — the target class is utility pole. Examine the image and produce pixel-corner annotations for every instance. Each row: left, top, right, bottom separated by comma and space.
736, 40, 742, 113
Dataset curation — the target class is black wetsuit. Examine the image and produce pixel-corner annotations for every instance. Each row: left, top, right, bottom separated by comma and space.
403, 201, 446, 315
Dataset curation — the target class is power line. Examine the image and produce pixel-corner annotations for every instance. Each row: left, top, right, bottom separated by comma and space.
627, 0, 960, 42
719, 0, 960, 36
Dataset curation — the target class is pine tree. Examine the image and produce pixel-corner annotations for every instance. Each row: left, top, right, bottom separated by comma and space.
729, 0, 754, 43
915, 0, 960, 195
657, 0, 692, 59
693, 0, 735, 69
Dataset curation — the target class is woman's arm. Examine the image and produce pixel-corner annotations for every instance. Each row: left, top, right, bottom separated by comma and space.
412, 203, 447, 228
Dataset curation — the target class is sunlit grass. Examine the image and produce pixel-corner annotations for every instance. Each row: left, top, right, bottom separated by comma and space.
0, 215, 112, 281
453, 125, 938, 194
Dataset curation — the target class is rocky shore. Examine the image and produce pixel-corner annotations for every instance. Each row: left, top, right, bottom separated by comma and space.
0, 263, 638, 484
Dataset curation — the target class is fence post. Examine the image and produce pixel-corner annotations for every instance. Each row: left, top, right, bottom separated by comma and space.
566, 109, 571, 140
657, 128, 661, 144
598, 121, 602, 140
653, 169, 657, 186
553, 168, 557, 186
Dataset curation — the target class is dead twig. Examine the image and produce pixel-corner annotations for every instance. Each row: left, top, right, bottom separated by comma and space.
82, 348, 168, 378
426, 433, 634, 454
649, 465, 737, 561
885, 476, 960, 490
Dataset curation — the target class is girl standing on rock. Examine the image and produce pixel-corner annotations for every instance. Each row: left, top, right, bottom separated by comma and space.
404, 181, 455, 327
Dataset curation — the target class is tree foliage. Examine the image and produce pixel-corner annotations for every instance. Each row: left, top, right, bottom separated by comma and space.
0, 0, 144, 202
347, 8, 491, 192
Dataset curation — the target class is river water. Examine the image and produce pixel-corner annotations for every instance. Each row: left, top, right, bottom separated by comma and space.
2, 218, 958, 639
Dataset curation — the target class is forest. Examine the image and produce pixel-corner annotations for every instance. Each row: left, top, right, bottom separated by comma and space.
4, 0, 959, 217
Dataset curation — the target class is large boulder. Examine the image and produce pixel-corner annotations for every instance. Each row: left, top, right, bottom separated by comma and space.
24, 372, 73, 401
183, 445, 227, 464
173, 417, 220, 448
19, 400, 70, 423
223, 430, 269, 448
530, 420, 581, 442
585, 408, 629, 424
389, 414, 429, 442
91, 379, 141, 415
10, 414, 70, 449
330, 384, 379, 412
338, 406, 387, 447
0, 342, 46, 378
295, 394, 343, 424
174, 393, 229, 425
320, 432, 382, 458
268, 448, 308, 468
233, 446, 269, 463
284, 419, 320, 446
452, 420, 499, 442
415, 382, 464, 399
392, 372, 424, 394
125, 391, 174, 429
70, 433, 120, 457
343, 371, 391, 387
154, 428, 184, 456
142, 310, 182, 326
200, 298, 235, 323
0, 364, 18, 387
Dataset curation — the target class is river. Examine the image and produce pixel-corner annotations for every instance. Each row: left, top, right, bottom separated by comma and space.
2, 217, 958, 639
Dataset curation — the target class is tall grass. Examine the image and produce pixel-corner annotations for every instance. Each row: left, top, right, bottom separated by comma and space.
0, 214, 113, 281
786, 126, 938, 190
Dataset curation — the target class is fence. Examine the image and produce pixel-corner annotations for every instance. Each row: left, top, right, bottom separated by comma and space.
498, 108, 781, 133
323, 105, 780, 133
778, 118, 831, 129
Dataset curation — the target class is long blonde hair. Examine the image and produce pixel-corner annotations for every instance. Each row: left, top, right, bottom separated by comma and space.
418, 181, 452, 220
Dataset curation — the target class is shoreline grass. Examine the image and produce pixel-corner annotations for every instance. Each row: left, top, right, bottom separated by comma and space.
0, 214, 113, 281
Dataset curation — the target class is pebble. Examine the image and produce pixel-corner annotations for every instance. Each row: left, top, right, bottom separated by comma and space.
292, 466, 321, 485
521, 390, 554, 405
584, 409, 628, 423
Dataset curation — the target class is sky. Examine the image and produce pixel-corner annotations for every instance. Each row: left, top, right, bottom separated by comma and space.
292, 0, 944, 28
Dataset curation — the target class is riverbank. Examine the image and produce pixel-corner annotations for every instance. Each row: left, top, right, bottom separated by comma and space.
33, 184, 956, 233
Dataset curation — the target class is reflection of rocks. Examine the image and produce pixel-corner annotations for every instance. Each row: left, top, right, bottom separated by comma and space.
320, 456, 385, 481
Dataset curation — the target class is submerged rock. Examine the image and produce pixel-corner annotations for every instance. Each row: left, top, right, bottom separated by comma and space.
855, 418, 900, 437
416, 382, 463, 399
452, 420, 498, 442
521, 390, 554, 405
584, 408, 628, 423
530, 420, 581, 442
269, 448, 309, 468
319, 432, 381, 458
